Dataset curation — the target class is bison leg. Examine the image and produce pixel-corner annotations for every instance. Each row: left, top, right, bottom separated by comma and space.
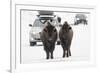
45, 51, 49, 59
50, 44, 55, 59
66, 49, 70, 57
51, 51, 54, 59
69, 49, 71, 56
66, 48, 71, 57
67, 41, 72, 57
63, 50, 66, 58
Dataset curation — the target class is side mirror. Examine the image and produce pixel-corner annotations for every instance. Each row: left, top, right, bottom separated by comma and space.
29, 24, 32, 27
59, 24, 62, 27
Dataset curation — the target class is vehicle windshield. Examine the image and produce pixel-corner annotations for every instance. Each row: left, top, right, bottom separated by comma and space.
32, 17, 61, 27
33, 19, 45, 27
75, 14, 86, 19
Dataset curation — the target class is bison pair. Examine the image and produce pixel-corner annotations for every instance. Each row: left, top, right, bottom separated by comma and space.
40, 21, 73, 59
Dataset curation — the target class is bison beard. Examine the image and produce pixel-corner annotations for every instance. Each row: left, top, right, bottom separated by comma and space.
59, 21, 73, 58
40, 22, 57, 59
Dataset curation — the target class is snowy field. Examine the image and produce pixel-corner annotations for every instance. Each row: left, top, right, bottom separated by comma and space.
21, 11, 90, 64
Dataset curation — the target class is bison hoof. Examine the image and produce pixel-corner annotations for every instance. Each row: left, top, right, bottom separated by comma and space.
51, 56, 53, 59
46, 57, 49, 59
63, 55, 65, 58
67, 55, 69, 57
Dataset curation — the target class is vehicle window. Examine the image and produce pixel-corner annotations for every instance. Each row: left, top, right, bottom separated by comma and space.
33, 19, 45, 27
32, 18, 61, 27
75, 14, 86, 19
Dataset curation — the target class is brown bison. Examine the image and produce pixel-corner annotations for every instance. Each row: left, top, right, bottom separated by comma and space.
59, 21, 73, 58
40, 21, 58, 59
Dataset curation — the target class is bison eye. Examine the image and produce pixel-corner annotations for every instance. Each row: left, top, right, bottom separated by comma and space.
44, 28, 47, 32
53, 28, 56, 32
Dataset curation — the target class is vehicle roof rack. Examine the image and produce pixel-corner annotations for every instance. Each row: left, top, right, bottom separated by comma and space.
38, 10, 54, 15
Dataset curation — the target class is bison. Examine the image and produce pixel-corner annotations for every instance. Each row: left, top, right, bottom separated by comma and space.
57, 16, 61, 23
40, 21, 58, 59
59, 21, 73, 58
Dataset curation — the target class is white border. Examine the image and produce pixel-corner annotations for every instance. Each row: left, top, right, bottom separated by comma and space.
11, 1, 96, 73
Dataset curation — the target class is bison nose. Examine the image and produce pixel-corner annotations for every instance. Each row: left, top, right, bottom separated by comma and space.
48, 38, 52, 43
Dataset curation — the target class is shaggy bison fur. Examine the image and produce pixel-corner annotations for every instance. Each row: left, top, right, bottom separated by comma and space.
59, 21, 73, 58
40, 21, 57, 59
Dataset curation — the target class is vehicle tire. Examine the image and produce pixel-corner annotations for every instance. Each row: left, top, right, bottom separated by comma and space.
84, 20, 88, 25
74, 21, 78, 25
77, 20, 80, 24
57, 41, 60, 45
30, 42, 36, 46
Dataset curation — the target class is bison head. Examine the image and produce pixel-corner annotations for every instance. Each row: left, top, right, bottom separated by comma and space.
62, 21, 71, 32
43, 21, 57, 43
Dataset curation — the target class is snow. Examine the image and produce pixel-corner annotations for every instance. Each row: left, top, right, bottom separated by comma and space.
21, 10, 90, 64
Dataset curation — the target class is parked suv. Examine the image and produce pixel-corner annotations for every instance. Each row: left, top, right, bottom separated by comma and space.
29, 11, 61, 46
74, 14, 88, 25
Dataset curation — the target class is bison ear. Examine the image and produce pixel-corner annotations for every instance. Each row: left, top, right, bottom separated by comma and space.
68, 27, 72, 30
44, 28, 47, 32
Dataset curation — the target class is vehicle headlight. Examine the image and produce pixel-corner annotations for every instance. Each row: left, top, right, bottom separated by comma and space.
76, 18, 80, 20
30, 37, 34, 41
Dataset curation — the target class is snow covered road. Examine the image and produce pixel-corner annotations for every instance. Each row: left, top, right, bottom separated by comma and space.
21, 25, 90, 64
